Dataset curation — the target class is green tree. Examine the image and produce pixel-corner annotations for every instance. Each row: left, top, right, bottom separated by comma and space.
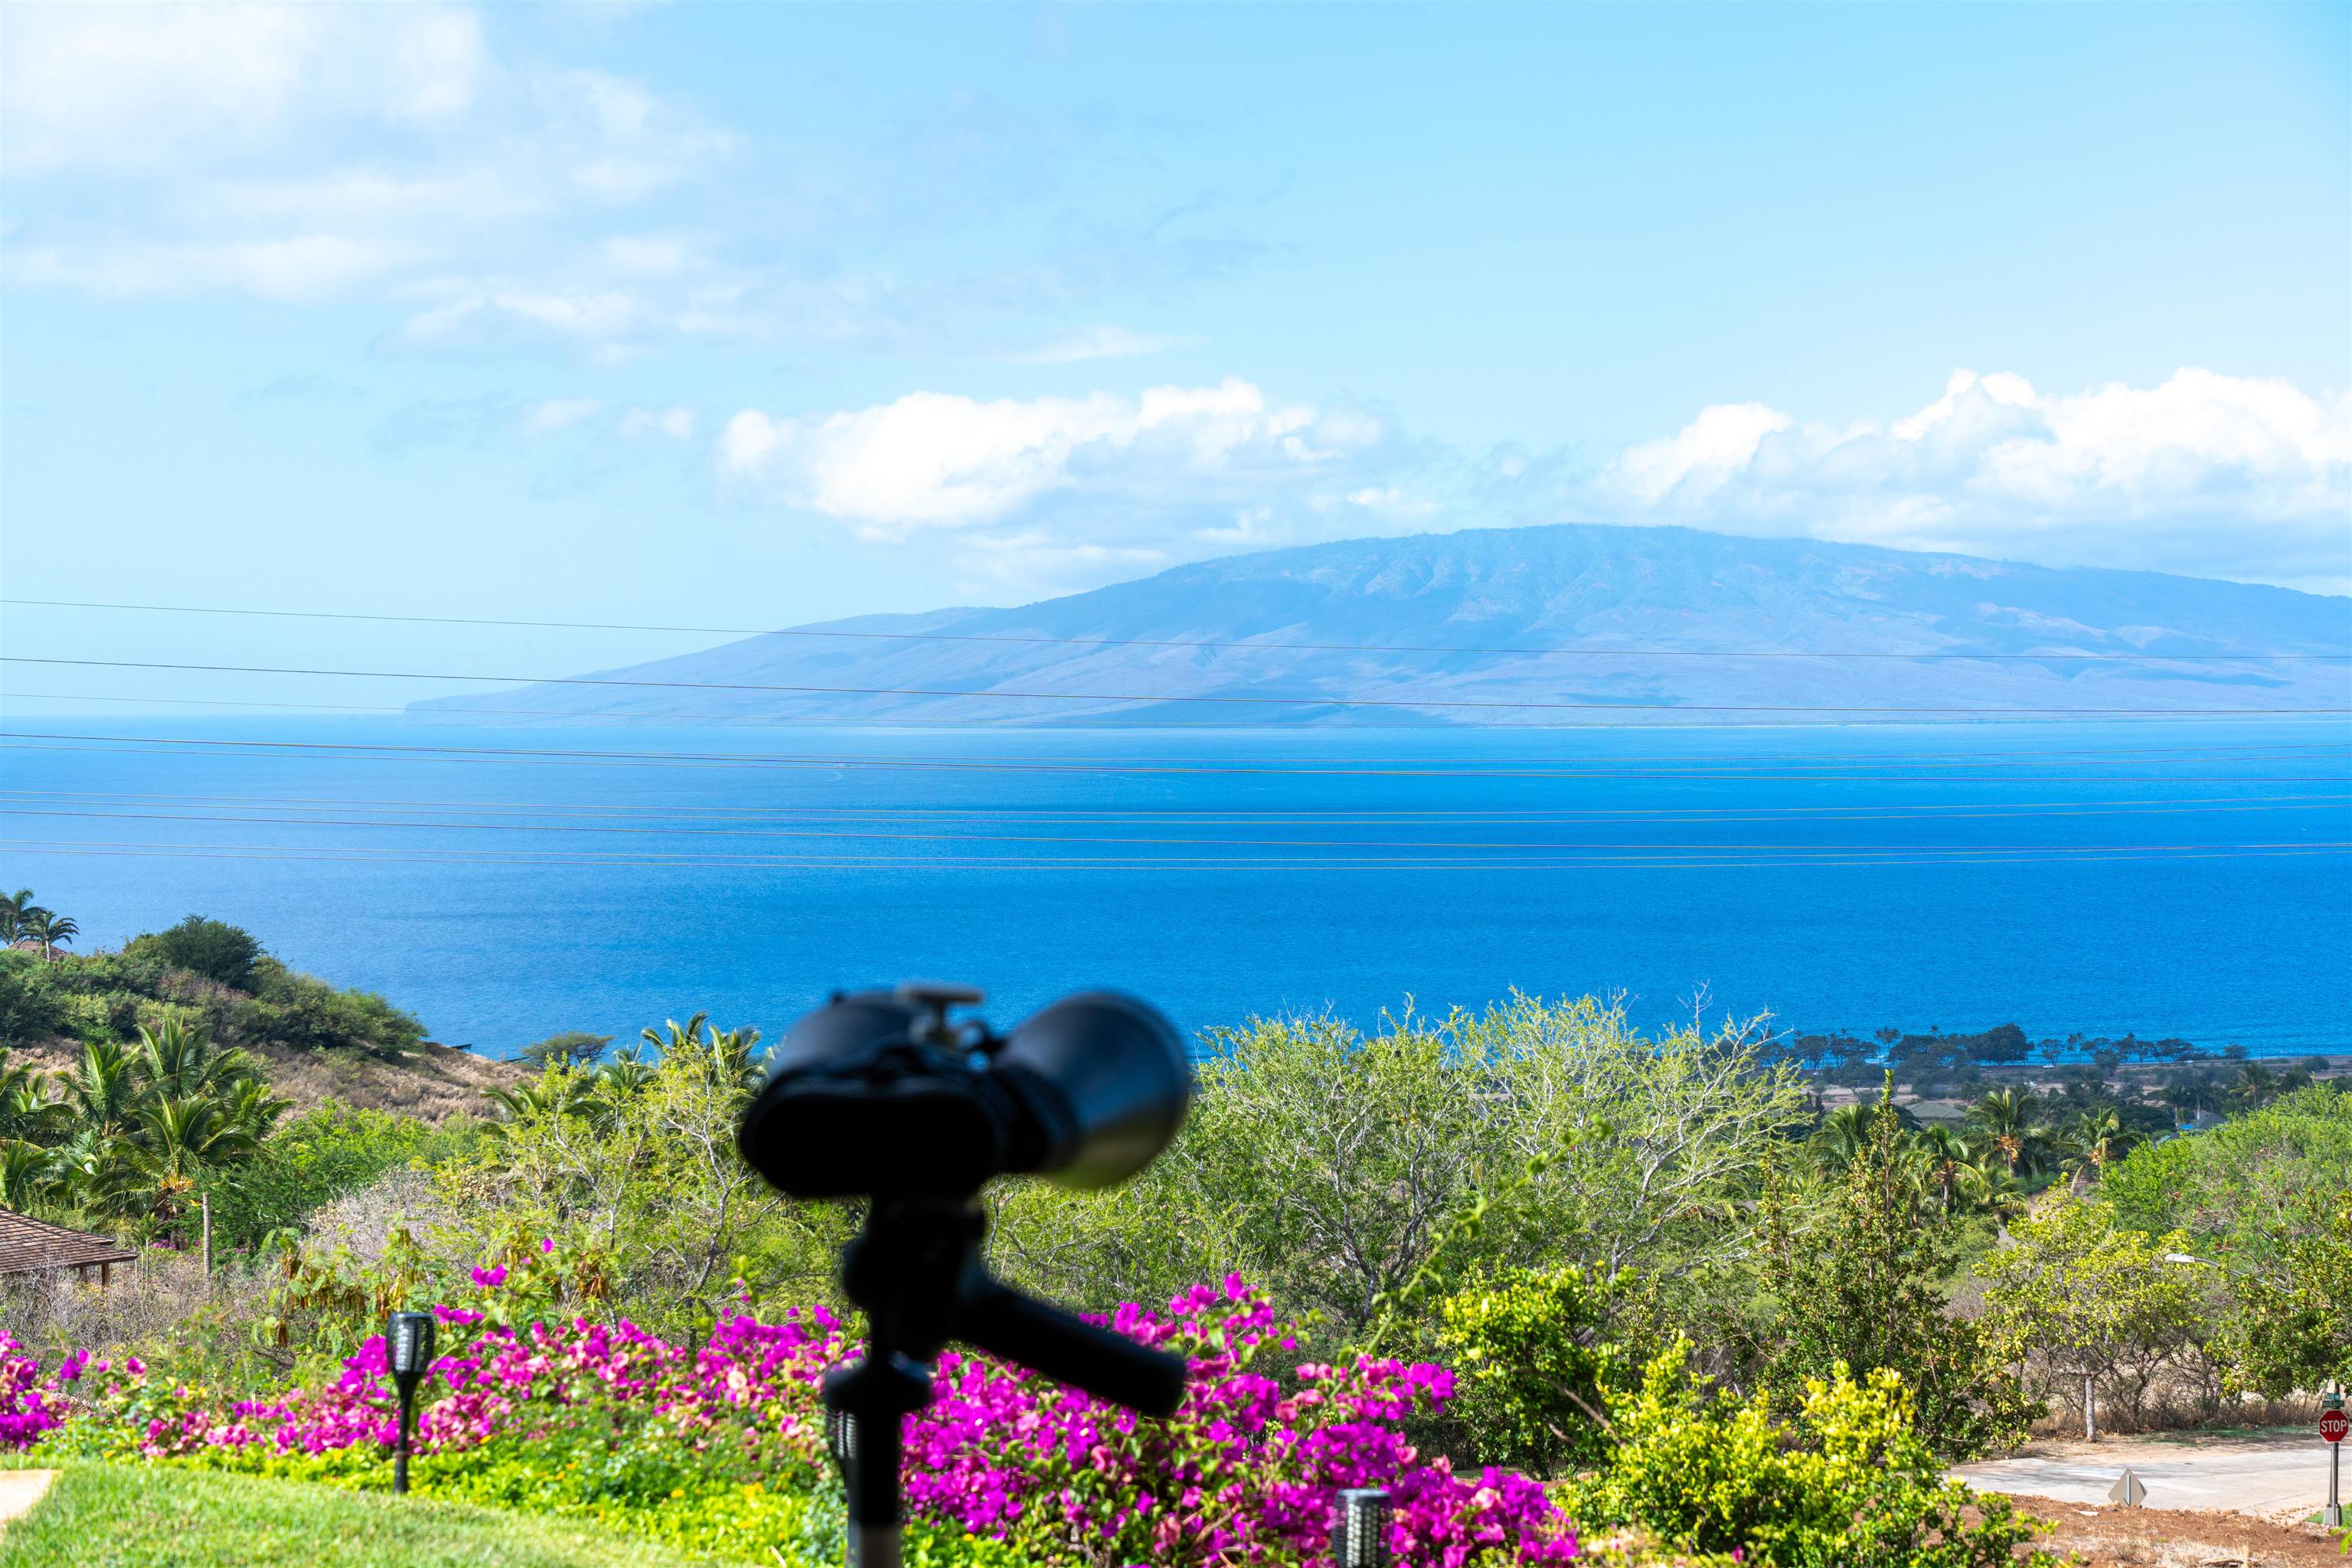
2217, 1191, 2352, 1398
1963, 1087, 2051, 1178
128, 915, 266, 991
2101, 1084, 2352, 1270
0, 890, 36, 945
2054, 1106, 2136, 1191
22, 910, 77, 962
1905, 1124, 1998, 1216
1756, 1097, 2034, 1458
517, 1031, 614, 1071
1978, 1194, 2211, 1429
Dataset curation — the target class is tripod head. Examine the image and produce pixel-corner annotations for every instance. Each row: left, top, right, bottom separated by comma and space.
736, 984, 1194, 1568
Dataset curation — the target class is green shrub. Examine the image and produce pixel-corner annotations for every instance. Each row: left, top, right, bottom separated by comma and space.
1560, 1347, 2057, 1568
127, 916, 266, 991
245, 961, 426, 1057
201, 1103, 488, 1253
0, 952, 66, 1045
1753, 1099, 2034, 1458
1435, 1264, 1625, 1476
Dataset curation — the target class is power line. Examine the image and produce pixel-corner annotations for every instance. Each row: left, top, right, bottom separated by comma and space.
8, 835, 2344, 871
11, 804, 2347, 851
11, 787, 2343, 823
6, 732, 2347, 785
3, 714, 2342, 767
15, 688, 2352, 738
8, 596, 2344, 662
8, 656, 2346, 717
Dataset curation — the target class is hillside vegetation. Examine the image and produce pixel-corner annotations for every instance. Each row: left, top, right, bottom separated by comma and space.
0, 898, 2339, 1563
0, 912, 518, 1122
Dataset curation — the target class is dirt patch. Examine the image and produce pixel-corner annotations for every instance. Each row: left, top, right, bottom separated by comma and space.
2003, 1493, 2347, 1566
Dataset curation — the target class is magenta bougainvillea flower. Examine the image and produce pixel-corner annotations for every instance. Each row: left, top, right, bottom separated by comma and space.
37, 1267, 1579, 1564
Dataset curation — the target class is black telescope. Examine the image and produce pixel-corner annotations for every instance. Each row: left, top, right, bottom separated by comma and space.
737, 983, 1193, 1568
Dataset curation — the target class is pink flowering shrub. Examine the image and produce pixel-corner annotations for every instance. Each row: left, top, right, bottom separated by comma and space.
0, 1334, 87, 1449
47, 1264, 1579, 1566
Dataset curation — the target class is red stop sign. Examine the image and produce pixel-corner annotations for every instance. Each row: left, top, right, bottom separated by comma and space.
2321, 1410, 2348, 1444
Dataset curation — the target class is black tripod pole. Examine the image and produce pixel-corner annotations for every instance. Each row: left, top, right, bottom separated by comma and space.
825, 1338, 933, 1568
822, 1199, 1188, 1568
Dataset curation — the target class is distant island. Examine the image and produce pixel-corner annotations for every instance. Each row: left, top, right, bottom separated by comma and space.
407, 523, 2351, 727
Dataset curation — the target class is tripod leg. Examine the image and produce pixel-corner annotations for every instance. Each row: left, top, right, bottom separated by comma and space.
847, 1523, 900, 1568
847, 1406, 903, 1568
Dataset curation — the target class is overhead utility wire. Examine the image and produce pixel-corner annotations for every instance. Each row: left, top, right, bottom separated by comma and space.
7, 658, 2344, 717
6, 733, 2346, 786
7, 837, 2344, 872
3, 715, 2341, 769
7, 597, 2341, 662
12, 688, 2352, 735
15, 805, 2350, 852
12, 788, 2344, 823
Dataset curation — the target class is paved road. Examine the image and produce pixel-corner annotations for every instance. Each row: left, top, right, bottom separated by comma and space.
1956, 1432, 2338, 1523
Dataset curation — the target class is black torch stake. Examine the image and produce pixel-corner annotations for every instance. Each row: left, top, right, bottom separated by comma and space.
385, 1308, 436, 1496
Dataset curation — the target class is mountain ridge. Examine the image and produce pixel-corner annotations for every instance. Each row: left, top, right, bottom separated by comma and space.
409, 523, 2352, 726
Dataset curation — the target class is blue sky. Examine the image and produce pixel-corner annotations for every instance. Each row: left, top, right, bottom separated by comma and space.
2, 2, 2346, 707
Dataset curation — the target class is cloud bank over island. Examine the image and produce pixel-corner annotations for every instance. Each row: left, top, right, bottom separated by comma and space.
714, 368, 2352, 596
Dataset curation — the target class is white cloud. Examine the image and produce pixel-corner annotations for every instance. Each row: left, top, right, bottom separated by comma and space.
0, 7, 1246, 359
0, 5, 488, 173
522, 398, 606, 435
1004, 325, 1184, 364
0, 4, 732, 346
713, 367, 2350, 596
618, 404, 697, 441
1587, 368, 2351, 588
717, 377, 1415, 584
720, 377, 1333, 529
1601, 402, 1792, 505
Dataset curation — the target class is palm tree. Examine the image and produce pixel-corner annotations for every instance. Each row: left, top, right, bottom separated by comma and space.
2230, 1062, 2282, 1111
487, 1068, 609, 1129
0, 1139, 55, 1211
59, 1038, 141, 1141
1964, 1087, 2052, 1178
0, 1048, 60, 1142
1906, 1124, 1992, 1214
134, 1018, 260, 1102
217, 1076, 292, 1145
1809, 1103, 1878, 1173
2056, 1106, 2135, 1192
0, 890, 34, 945
598, 1046, 661, 1099
21, 910, 77, 962
123, 1093, 260, 1224
641, 1014, 766, 1093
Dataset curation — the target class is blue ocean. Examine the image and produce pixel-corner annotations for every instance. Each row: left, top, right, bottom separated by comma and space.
2, 719, 2347, 1058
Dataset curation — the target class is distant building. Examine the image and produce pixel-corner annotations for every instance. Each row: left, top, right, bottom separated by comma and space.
0, 1210, 136, 1288
1909, 1099, 1968, 1125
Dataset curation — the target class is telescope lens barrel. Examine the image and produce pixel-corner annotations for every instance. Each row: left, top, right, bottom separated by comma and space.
737, 986, 1191, 1199
992, 991, 1191, 1189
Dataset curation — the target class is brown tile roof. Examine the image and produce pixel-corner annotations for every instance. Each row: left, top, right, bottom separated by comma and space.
0, 1210, 136, 1276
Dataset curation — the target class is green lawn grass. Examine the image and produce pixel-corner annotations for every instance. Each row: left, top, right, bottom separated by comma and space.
0, 1464, 727, 1568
